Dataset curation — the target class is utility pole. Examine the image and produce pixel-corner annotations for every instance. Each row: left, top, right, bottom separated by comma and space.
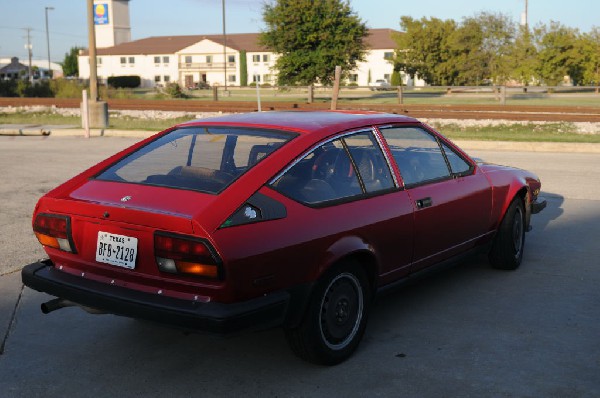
24, 28, 33, 83
87, 0, 98, 101
45, 7, 54, 78
82, 0, 108, 130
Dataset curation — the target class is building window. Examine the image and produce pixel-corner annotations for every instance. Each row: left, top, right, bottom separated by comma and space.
128, 57, 135, 64
262, 54, 270, 63
120, 57, 126, 66
263, 74, 273, 83
97, 57, 102, 65
384, 52, 394, 60
383, 74, 390, 82
228, 55, 235, 63
154, 56, 160, 64
154, 75, 161, 83
228, 74, 236, 83
349, 74, 358, 82
206, 55, 212, 64
163, 56, 169, 64
252, 54, 260, 63
185, 56, 192, 64
253, 74, 261, 83
164, 75, 170, 83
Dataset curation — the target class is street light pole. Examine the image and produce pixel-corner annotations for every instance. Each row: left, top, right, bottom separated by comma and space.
222, 0, 227, 91
45, 6, 54, 78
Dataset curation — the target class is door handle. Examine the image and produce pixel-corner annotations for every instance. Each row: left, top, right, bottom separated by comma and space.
416, 197, 433, 209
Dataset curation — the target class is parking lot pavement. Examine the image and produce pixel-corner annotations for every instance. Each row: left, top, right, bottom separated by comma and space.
0, 136, 599, 397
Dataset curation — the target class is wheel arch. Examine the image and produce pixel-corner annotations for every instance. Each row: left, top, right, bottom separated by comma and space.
315, 236, 380, 296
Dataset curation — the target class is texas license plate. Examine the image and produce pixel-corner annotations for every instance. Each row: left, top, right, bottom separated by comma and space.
96, 231, 138, 269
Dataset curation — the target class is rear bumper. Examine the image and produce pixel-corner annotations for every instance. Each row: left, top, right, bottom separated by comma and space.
22, 260, 296, 334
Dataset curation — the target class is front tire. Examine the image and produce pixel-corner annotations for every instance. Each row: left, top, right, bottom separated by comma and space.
489, 197, 526, 270
285, 262, 370, 365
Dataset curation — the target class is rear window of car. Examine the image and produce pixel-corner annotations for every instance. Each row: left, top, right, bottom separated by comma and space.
95, 126, 296, 194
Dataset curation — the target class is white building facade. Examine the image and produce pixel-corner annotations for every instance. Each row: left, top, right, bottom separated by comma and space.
79, 30, 425, 89
79, 1, 424, 88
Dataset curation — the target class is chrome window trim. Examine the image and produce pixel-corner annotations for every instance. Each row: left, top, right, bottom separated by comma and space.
370, 126, 399, 188
267, 126, 399, 189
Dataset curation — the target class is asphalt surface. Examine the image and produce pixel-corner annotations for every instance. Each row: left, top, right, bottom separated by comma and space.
0, 135, 599, 397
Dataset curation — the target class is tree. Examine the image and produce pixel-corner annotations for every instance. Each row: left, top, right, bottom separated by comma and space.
61, 47, 83, 77
260, 0, 368, 86
507, 26, 538, 85
239, 50, 248, 87
534, 22, 585, 86
393, 16, 458, 85
463, 12, 515, 85
580, 27, 600, 87
447, 17, 486, 85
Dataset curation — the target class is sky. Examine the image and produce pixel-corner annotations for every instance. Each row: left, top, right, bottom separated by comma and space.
1, 0, 598, 65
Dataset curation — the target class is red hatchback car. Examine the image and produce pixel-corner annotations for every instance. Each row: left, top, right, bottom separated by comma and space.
22, 111, 545, 365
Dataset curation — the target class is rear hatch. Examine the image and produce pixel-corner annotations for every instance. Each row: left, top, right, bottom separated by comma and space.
42, 180, 222, 297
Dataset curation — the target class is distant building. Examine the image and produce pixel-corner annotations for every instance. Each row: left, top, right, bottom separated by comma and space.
78, 29, 424, 88
93, 0, 132, 48
0, 57, 63, 80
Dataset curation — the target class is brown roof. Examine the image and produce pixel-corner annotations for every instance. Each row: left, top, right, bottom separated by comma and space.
89, 29, 400, 56
365, 28, 401, 49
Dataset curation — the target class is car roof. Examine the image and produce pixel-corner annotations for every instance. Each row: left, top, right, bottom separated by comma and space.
179, 110, 418, 135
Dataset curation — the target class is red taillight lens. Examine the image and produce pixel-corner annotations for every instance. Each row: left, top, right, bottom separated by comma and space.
33, 214, 75, 253
154, 233, 222, 279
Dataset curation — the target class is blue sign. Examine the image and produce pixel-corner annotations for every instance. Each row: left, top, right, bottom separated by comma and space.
94, 4, 109, 25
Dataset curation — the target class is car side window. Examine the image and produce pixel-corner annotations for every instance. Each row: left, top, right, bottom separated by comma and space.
343, 132, 395, 193
379, 126, 451, 187
440, 141, 472, 176
270, 131, 395, 205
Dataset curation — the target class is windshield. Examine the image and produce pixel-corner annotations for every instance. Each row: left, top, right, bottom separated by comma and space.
96, 126, 296, 194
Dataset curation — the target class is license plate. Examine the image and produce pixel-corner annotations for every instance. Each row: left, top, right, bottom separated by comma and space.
96, 231, 138, 269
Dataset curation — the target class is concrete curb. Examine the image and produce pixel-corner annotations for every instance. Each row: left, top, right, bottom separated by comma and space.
2, 127, 600, 153
453, 139, 600, 153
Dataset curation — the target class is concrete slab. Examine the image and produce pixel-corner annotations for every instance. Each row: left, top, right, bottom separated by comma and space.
0, 271, 23, 355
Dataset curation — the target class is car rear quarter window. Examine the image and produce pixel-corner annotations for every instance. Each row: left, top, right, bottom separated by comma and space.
95, 126, 295, 194
270, 130, 395, 205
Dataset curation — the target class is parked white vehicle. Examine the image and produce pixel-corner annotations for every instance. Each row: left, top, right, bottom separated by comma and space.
369, 79, 391, 91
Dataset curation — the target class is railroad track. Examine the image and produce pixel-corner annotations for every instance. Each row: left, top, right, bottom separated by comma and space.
1, 97, 599, 122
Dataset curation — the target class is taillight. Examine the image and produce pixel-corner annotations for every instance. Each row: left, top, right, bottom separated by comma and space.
33, 213, 76, 253
154, 232, 222, 279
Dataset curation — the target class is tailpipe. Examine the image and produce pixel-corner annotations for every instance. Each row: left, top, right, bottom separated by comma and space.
41, 298, 76, 314
41, 298, 106, 315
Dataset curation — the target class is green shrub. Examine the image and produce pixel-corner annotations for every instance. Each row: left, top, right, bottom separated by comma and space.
164, 82, 186, 98
390, 70, 402, 86
50, 78, 84, 98
0, 80, 17, 97
107, 75, 141, 89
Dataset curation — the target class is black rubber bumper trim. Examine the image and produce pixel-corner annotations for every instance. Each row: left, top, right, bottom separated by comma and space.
21, 260, 290, 334
531, 199, 547, 214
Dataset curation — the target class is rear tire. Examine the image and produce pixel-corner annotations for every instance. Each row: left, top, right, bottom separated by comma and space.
489, 197, 526, 270
285, 262, 370, 365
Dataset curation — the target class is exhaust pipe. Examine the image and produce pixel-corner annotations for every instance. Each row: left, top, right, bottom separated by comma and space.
41, 298, 76, 314
41, 298, 106, 315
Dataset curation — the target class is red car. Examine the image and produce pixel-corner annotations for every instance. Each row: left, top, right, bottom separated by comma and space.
22, 111, 546, 365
